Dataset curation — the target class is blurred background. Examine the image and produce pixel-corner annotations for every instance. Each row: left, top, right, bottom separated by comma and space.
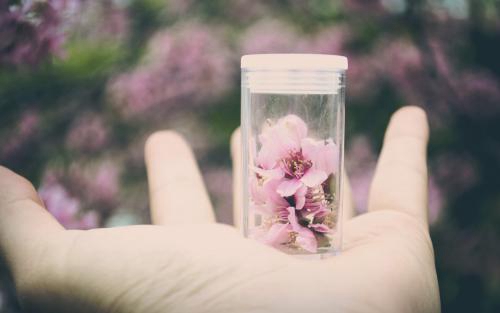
0, 0, 499, 312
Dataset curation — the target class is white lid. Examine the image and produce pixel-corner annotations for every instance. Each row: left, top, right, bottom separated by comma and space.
241, 54, 348, 71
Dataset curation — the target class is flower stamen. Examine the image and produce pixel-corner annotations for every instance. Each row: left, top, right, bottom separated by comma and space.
280, 150, 312, 179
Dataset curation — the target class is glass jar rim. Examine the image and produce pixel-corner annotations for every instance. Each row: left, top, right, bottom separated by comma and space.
241, 54, 348, 71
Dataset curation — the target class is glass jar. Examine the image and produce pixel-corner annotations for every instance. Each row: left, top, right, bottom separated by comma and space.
241, 54, 347, 257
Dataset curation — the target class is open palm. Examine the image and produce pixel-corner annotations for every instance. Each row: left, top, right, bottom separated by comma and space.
0, 107, 440, 313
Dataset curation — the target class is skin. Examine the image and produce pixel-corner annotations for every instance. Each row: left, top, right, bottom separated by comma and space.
0, 106, 440, 313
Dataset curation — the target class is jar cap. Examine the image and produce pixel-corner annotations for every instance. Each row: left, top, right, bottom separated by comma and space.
241, 54, 348, 71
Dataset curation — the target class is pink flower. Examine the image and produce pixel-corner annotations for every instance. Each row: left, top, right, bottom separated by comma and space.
256, 115, 338, 200
204, 167, 233, 225
38, 173, 100, 230
258, 223, 291, 248
252, 196, 323, 252
251, 177, 320, 251
307, 25, 350, 54
250, 115, 338, 253
108, 23, 234, 118
302, 186, 330, 217
1, 111, 40, 159
428, 177, 445, 225
66, 113, 109, 153
345, 135, 377, 213
240, 19, 305, 55
66, 161, 120, 211
287, 207, 317, 252
0, 0, 76, 67
251, 178, 290, 219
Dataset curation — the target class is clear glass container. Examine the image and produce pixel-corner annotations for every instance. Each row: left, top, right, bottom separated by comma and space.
241, 54, 347, 257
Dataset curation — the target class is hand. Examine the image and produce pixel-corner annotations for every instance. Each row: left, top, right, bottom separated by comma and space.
0, 106, 440, 313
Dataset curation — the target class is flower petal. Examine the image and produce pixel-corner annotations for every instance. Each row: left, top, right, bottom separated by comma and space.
253, 166, 284, 179
301, 138, 319, 160
294, 186, 307, 210
250, 203, 272, 215
263, 178, 290, 209
301, 138, 339, 175
296, 229, 317, 253
287, 207, 318, 252
250, 177, 266, 205
300, 169, 327, 187
287, 206, 300, 231
322, 139, 339, 175
313, 208, 330, 219
264, 223, 291, 246
280, 114, 308, 143
309, 223, 331, 233
257, 114, 309, 169
256, 140, 280, 169
277, 179, 302, 197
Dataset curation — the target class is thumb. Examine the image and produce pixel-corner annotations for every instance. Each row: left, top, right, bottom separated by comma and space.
0, 166, 65, 300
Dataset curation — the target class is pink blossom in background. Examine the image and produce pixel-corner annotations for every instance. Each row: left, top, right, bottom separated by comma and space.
224, 0, 267, 23
167, 0, 193, 16
420, 38, 459, 121
109, 23, 234, 118
428, 176, 445, 224
346, 55, 382, 99
18, 111, 40, 135
0, 0, 78, 67
429, 37, 500, 120
204, 167, 233, 225
307, 26, 350, 54
102, 4, 129, 39
434, 154, 478, 195
1, 111, 40, 158
349, 167, 375, 214
240, 19, 305, 54
429, 39, 454, 86
68, 0, 129, 43
454, 71, 500, 118
345, 136, 377, 213
38, 173, 100, 229
39, 160, 121, 223
164, 113, 214, 157
373, 39, 447, 118
66, 113, 110, 153
383, 39, 423, 77
380, 39, 424, 94
345, 136, 377, 170
88, 162, 120, 208
66, 161, 120, 211
110, 70, 156, 115
124, 135, 148, 170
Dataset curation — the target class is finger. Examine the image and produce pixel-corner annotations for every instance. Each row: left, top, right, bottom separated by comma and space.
231, 128, 242, 230
145, 131, 215, 224
0, 166, 64, 282
342, 172, 355, 222
368, 106, 429, 223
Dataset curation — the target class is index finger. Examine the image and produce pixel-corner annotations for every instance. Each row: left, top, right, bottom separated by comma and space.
145, 131, 215, 225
